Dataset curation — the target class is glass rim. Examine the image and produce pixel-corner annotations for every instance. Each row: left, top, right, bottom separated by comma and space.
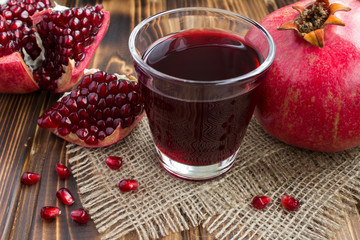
128, 7, 276, 85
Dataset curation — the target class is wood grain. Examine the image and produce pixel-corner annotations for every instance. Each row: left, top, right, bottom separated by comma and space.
0, 0, 359, 239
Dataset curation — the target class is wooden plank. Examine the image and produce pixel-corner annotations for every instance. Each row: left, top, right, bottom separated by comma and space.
0, 92, 47, 240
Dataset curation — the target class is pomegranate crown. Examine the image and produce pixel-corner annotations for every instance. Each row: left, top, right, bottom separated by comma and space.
278, 0, 351, 47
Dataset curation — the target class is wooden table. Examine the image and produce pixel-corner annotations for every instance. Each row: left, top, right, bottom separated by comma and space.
1, 0, 359, 239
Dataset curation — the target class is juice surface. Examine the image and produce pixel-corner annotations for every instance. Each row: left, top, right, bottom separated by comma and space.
144, 29, 261, 81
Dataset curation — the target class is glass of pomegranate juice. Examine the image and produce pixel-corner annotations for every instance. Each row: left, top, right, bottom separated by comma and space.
129, 7, 275, 180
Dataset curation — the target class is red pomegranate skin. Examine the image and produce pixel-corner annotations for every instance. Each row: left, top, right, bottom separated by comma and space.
247, 0, 360, 152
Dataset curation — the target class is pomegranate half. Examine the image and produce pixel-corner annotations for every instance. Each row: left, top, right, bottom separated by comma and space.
0, 1, 110, 93
37, 71, 145, 147
247, 0, 360, 152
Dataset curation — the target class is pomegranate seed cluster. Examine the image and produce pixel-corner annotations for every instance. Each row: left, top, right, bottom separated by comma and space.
0, 0, 51, 57
34, 4, 105, 91
37, 71, 144, 145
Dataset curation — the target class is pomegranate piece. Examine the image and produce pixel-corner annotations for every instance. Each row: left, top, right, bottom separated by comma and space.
119, 179, 138, 192
0, 0, 51, 57
37, 72, 145, 148
0, 2, 110, 93
40, 206, 61, 220
20, 172, 40, 185
105, 156, 123, 170
252, 195, 271, 210
70, 208, 90, 224
34, 4, 108, 92
281, 194, 300, 211
56, 187, 75, 205
56, 163, 71, 179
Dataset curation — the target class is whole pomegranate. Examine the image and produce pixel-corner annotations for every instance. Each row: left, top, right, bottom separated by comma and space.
0, 0, 110, 93
247, 0, 360, 152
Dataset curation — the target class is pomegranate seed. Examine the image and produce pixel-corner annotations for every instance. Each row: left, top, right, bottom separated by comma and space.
119, 179, 138, 192
128, 91, 139, 104
61, 9, 73, 21
69, 112, 79, 123
103, 108, 111, 118
108, 81, 118, 94
70, 208, 90, 224
98, 131, 106, 140
97, 82, 107, 97
123, 116, 134, 128
3, 10, 13, 19
40, 206, 61, 220
95, 4, 104, 11
56, 163, 71, 179
60, 117, 71, 127
74, 8, 84, 18
58, 126, 70, 136
105, 127, 114, 135
21, 172, 40, 185
76, 128, 89, 139
93, 71, 105, 81
10, 20, 23, 30
113, 118, 122, 128
281, 194, 300, 211
111, 107, 120, 118
105, 117, 113, 127
26, 5, 35, 15
69, 17, 81, 30
85, 135, 97, 145
120, 104, 131, 117
20, 11, 30, 21
98, 98, 107, 109
88, 81, 98, 92
105, 156, 123, 170
252, 195, 271, 210
50, 111, 62, 123
63, 35, 74, 47
56, 188, 75, 205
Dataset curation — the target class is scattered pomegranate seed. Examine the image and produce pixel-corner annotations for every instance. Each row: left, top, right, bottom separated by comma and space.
56, 188, 75, 205
119, 179, 138, 192
105, 156, 123, 170
252, 195, 271, 210
20, 172, 40, 185
40, 206, 61, 220
70, 208, 90, 224
56, 163, 71, 179
281, 194, 300, 211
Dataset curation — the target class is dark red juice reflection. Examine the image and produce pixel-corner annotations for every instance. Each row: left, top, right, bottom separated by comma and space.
137, 29, 262, 166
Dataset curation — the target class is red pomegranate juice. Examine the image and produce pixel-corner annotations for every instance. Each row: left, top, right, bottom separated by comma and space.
137, 29, 262, 166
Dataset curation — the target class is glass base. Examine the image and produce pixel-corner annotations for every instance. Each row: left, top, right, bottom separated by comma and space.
155, 146, 238, 181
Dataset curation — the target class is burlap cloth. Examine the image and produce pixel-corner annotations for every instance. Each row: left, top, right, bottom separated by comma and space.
67, 116, 360, 240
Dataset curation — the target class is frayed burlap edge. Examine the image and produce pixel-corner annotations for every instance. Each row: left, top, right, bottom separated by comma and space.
67, 117, 360, 240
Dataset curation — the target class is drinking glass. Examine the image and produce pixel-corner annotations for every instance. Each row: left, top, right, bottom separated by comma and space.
129, 7, 275, 180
